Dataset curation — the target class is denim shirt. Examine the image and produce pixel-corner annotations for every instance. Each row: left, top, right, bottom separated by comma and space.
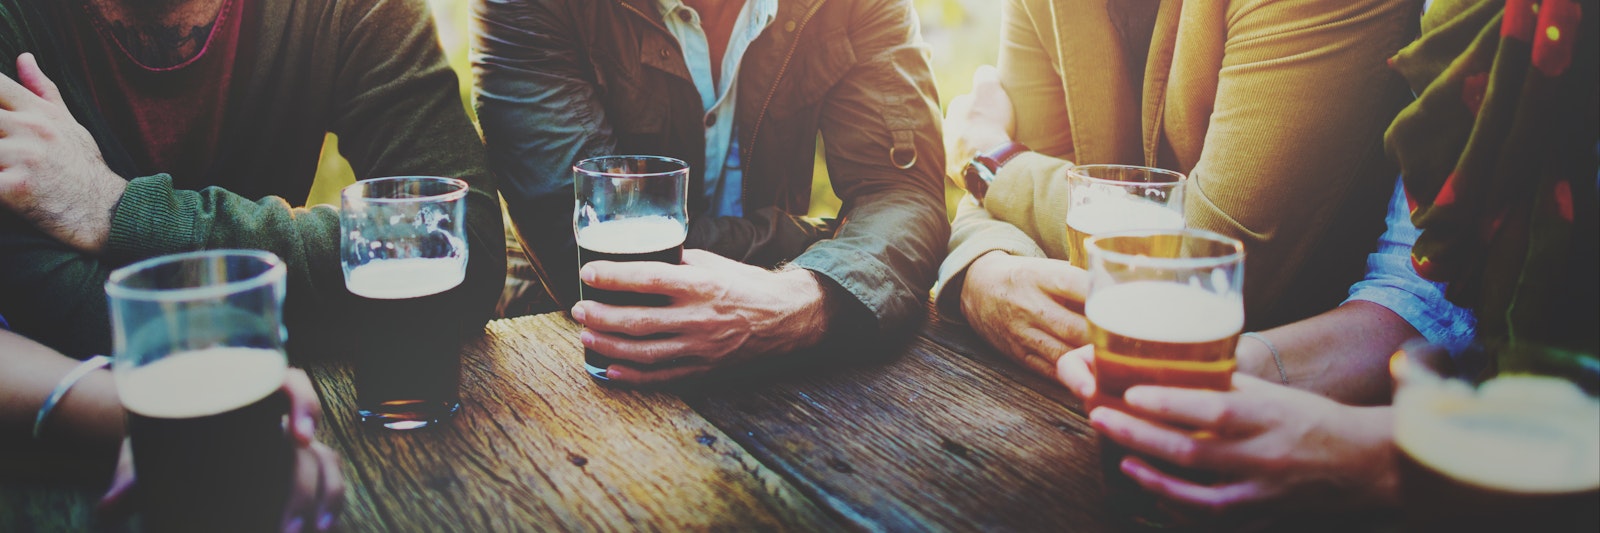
1345, 178, 1478, 352
656, 0, 778, 217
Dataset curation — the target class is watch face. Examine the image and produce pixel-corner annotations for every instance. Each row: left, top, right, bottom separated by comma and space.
962, 162, 991, 201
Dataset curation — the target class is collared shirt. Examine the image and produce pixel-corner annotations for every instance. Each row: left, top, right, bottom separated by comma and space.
1345, 178, 1479, 355
656, 0, 777, 217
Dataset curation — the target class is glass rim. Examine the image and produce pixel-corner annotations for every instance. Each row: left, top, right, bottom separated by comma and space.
106, 249, 286, 302
1067, 164, 1188, 189
574, 155, 690, 179
340, 176, 470, 204
1085, 228, 1245, 269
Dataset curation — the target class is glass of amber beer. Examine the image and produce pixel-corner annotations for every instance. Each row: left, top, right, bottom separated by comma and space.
107, 250, 293, 533
573, 156, 690, 381
1084, 229, 1245, 530
1065, 165, 1187, 268
342, 176, 470, 429
1392, 343, 1600, 532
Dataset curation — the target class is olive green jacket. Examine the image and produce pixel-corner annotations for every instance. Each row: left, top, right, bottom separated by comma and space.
0, 0, 505, 357
474, 0, 950, 337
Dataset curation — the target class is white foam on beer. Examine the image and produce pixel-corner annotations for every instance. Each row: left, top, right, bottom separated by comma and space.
1067, 195, 1184, 235
1085, 281, 1242, 344
577, 216, 688, 254
346, 258, 465, 299
1396, 375, 1600, 493
117, 347, 287, 419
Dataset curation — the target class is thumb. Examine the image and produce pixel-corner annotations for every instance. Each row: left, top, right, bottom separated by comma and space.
17, 53, 65, 108
96, 440, 138, 519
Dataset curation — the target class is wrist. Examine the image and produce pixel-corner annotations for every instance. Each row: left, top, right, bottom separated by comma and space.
773, 268, 832, 351
959, 251, 1010, 316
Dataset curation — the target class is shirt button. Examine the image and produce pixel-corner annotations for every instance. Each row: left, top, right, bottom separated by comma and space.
660, 48, 672, 59
704, 113, 718, 127
784, 20, 797, 32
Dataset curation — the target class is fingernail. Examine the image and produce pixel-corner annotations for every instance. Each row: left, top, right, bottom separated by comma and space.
317, 512, 335, 531
579, 330, 594, 346
286, 517, 304, 533
580, 266, 595, 284
296, 414, 315, 442
606, 367, 621, 380
570, 304, 586, 322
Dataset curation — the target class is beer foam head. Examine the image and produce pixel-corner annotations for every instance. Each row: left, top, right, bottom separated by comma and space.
1067, 196, 1184, 236
1396, 374, 1600, 494
346, 257, 466, 299
1086, 281, 1242, 344
577, 216, 688, 255
118, 347, 287, 419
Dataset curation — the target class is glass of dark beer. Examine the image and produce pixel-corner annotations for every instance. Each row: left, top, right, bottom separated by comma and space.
106, 250, 293, 533
1084, 229, 1246, 531
573, 156, 689, 381
1392, 343, 1600, 532
341, 176, 469, 429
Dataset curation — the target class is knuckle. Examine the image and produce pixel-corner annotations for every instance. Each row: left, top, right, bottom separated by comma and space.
1170, 441, 1202, 468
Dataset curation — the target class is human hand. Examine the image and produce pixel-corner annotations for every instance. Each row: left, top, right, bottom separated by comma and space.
99, 369, 346, 532
572, 249, 831, 385
960, 251, 1090, 377
943, 65, 1015, 181
1088, 374, 1400, 518
0, 53, 126, 254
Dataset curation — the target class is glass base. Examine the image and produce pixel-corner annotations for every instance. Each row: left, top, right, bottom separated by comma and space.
358, 399, 459, 430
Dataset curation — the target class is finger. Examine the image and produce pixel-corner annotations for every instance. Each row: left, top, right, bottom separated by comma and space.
1037, 266, 1090, 310
679, 248, 733, 267
16, 53, 63, 107
311, 443, 345, 532
1121, 455, 1267, 515
1009, 326, 1070, 378
281, 368, 321, 446
0, 60, 34, 110
1057, 345, 1097, 399
605, 361, 718, 385
1090, 406, 1217, 470
1122, 381, 1276, 435
580, 328, 694, 364
96, 440, 137, 518
1027, 300, 1090, 347
580, 260, 704, 298
572, 301, 680, 337
282, 445, 323, 533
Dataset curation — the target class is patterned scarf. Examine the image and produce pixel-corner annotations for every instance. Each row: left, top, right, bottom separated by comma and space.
1386, 0, 1598, 367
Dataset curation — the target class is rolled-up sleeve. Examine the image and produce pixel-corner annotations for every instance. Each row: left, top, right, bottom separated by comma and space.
1345, 178, 1477, 351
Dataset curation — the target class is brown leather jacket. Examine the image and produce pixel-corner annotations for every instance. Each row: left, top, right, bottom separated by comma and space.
473, 0, 949, 336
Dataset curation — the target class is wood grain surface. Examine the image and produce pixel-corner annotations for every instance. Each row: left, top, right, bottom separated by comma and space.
681, 310, 1113, 532
311, 312, 836, 532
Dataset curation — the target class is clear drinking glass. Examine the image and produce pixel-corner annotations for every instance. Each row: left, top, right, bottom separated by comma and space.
1392, 342, 1600, 532
1084, 229, 1245, 531
106, 250, 293, 533
1065, 165, 1187, 268
573, 156, 689, 381
341, 176, 469, 429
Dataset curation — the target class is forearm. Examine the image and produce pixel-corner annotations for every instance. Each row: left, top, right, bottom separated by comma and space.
0, 329, 123, 457
1238, 301, 1421, 405
935, 197, 1048, 319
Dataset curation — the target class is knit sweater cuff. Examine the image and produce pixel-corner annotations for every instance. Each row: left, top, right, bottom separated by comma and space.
106, 175, 202, 263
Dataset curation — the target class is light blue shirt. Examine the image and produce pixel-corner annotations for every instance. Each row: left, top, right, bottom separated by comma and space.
656, 0, 778, 218
1345, 178, 1478, 354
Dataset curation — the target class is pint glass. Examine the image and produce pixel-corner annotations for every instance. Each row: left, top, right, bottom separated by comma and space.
341, 176, 469, 429
1084, 229, 1245, 530
573, 156, 689, 381
1392, 343, 1600, 532
107, 250, 293, 533
1065, 165, 1186, 268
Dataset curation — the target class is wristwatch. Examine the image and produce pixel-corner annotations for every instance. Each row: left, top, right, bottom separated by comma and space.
961, 141, 1030, 203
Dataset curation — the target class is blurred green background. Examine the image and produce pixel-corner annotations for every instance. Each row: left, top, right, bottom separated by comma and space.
306, 0, 1000, 221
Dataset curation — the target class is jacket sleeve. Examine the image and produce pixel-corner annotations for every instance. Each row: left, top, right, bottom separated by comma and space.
1, 0, 503, 356
787, 0, 950, 337
471, 0, 613, 306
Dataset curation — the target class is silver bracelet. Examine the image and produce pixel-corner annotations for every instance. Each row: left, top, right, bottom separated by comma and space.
1239, 332, 1289, 386
33, 355, 113, 439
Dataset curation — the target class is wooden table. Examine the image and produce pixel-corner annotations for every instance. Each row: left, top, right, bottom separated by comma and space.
2, 309, 1117, 531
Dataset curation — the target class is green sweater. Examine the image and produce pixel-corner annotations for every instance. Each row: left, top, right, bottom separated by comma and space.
0, 0, 505, 358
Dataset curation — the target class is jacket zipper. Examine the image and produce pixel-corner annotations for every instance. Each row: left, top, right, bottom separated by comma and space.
743, 0, 828, 211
